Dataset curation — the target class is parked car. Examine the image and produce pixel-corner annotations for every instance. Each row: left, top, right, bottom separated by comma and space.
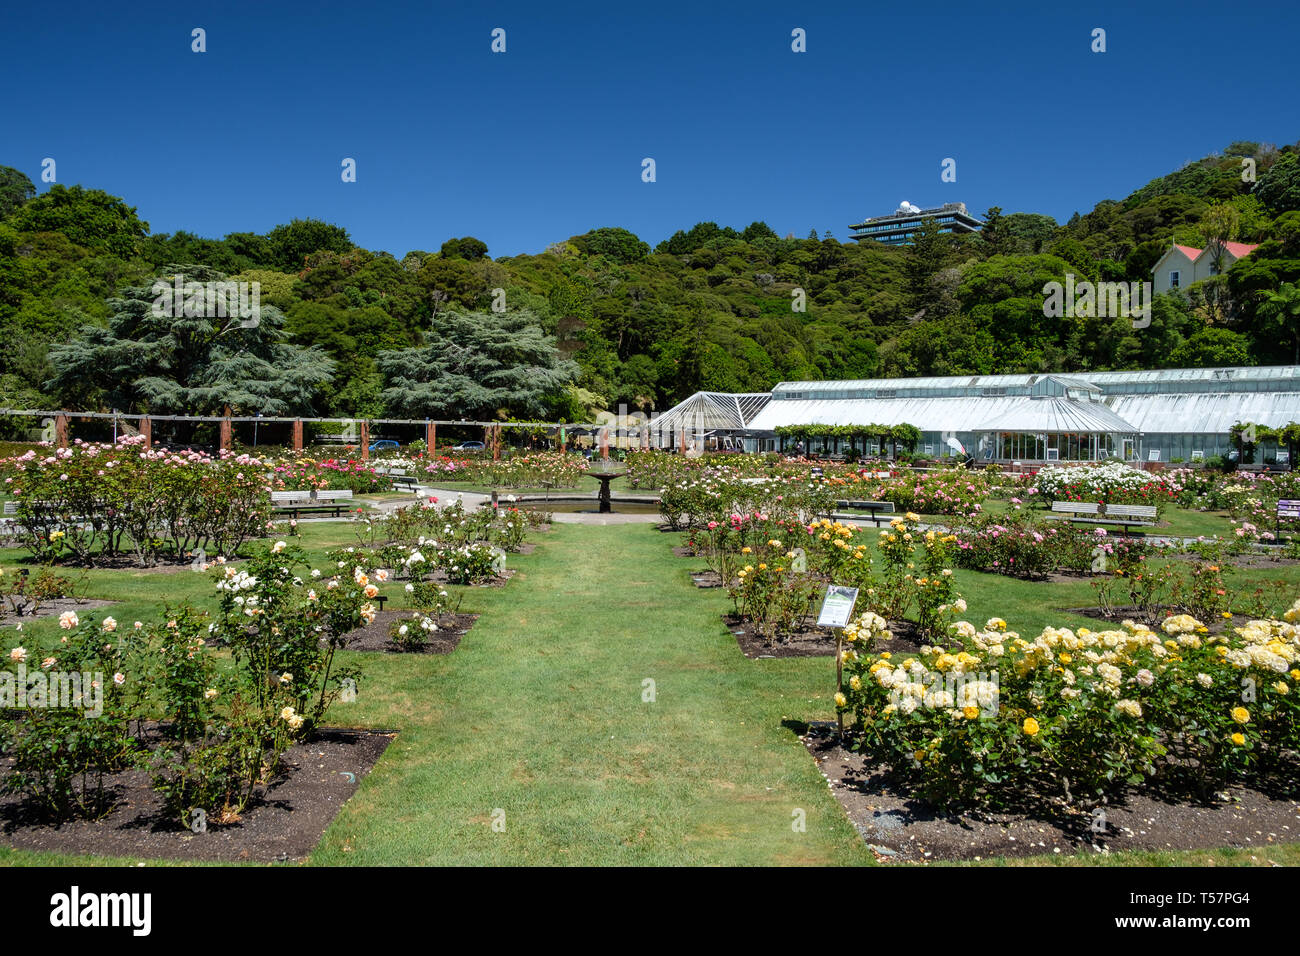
452, 441, 485, 452
368, 440, 400, 452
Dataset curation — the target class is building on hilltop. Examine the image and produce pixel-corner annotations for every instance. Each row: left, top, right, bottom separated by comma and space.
1151, 240, 1259, 294
848, 201, 983, 246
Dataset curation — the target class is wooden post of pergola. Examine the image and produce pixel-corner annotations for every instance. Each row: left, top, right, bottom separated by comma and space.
55, 413, 69, 448
139, 415, 152, 450
219, 407, 232, 453
291, 419, 304, 452
360, 421, 370, 460
426, 421, 436, 455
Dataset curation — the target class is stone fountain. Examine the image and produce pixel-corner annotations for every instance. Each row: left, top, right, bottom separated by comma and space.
586, 458, 627, 514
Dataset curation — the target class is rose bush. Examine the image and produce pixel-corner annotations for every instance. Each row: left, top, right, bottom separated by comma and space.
837, 603, 1300, 808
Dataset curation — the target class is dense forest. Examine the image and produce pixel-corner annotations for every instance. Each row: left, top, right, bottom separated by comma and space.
2, 138, 1299, 423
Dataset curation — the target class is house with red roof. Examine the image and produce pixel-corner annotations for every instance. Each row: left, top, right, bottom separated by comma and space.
1151, 239, 1259, 294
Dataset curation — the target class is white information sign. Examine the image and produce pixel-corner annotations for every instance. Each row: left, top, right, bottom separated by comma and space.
817, 586, 859, 628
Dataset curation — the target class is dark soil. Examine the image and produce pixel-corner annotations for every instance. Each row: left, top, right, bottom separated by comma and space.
800, 724, 1300, 862
430, 569, 515, 589
0, 728, 394, 863
673, 545, 699, 559
85, 554, 230, 573
339, 608, 476, 654
1, 597, 117, 629
723, 613, 928, 659
690, 569, 722, 588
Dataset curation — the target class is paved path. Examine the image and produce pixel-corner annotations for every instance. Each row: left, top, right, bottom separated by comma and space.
405, 487, 661, 525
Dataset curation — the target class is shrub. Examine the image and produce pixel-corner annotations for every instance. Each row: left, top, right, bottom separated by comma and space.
0, 614, 139, 818
837, 604, 1300, 809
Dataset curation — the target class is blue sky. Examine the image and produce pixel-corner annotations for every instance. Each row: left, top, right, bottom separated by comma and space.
3, 0, 1297, 259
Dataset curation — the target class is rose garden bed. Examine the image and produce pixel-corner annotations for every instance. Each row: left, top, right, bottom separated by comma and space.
2, 598, 117, 627
0, 727, 394, 863
800, 723, 1300, 862
723, 613, 927, 659
340, 608, 477, 654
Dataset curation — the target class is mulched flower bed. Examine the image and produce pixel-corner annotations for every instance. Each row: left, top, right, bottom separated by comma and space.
339, 608, 477, 654
801, 723, 1300, 863
0, 727, 394, 863
429, 569, 515, 589
723, 614, 927, 659
1, 597, 117, 628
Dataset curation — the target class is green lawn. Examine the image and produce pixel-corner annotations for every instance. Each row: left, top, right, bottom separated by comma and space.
2, 513, 1299, 866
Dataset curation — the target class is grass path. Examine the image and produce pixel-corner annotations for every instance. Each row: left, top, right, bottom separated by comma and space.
311, 522, 870, 865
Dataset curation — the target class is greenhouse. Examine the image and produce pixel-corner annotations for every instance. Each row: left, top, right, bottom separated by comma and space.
661, 366, 1300, 464
648, 391, 772, 453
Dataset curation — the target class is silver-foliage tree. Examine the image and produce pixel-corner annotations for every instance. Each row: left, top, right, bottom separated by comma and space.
377, 309, 578, 419
48, 265, 335, 415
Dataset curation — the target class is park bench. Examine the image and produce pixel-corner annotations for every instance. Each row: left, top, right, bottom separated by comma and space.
1047, 500, 1157, 531
2, 499, 86, 525
270, 489, 355, 518
1276, 499, 1300, 538
832, 500, 897, 524
388, 474, 420, 492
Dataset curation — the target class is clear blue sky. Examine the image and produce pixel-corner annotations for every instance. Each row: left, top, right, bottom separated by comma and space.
3, 0, 1297, 259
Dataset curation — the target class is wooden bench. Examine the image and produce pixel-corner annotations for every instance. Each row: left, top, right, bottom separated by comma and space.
1047, 500, 1157, 530
389, 474, 420, 492
270, 489, 355, 518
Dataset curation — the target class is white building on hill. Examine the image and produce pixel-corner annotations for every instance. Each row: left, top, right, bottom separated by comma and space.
1151, 240, 1259, 294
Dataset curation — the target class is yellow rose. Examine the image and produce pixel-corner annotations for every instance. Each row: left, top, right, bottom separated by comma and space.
1230, 732, 1246, 746
1022, 717, 1040, 736
962, 706, 979, 720
1231, 706, 1250, 724
833, 692, 847, 708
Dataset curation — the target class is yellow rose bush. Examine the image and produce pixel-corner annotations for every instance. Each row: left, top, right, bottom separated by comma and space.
836, 601, 1300, 808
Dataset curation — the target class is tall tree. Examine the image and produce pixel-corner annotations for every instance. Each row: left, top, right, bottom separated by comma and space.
47, 266, 335, 417
8, 184, 147, 257
0, 166, 36, 220
266, 219, 353, 272
1259, 282, 1300, 364
439, 236, 489, 261
903, 218, 958, 317
1199, 202, 1242, 274
377, 309, 577, 419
